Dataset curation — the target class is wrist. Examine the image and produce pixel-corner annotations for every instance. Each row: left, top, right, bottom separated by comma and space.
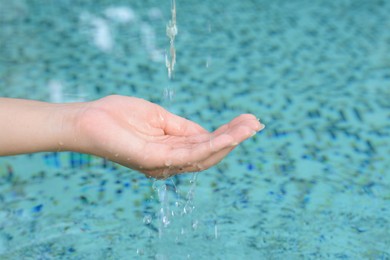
52, 102, 90, 154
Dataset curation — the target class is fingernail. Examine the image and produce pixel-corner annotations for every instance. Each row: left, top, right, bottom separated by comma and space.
251, 130, 257, 137
231, 142, 238, 147
259, 124, 265, 131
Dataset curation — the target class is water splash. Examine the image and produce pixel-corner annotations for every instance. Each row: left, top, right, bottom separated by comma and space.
163, 87, 175, 102
143, 215, 152, 224
183, 173, 198, 215
143, 173, 199, 238
152, 181, 170, 238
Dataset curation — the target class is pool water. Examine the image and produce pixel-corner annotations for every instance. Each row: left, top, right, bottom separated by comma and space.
1, 0, 390, 259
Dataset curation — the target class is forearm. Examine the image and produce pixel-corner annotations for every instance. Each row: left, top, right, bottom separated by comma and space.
0, 98, 84, 156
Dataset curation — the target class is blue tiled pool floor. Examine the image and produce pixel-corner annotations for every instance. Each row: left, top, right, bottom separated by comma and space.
1, 0, 390, 258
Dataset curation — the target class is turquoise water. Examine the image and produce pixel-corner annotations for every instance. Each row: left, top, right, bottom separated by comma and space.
1, 0, 390, 259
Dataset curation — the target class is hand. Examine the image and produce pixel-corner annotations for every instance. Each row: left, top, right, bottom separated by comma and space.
74, 95, 265, 178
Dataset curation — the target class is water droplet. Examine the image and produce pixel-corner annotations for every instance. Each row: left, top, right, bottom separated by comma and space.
192, 220, 198, 230
164, 160, 172, 167
163, 88, 175, 101
162, 216, 170, 227
158, 184, 167, 202
143, 215, 152, 224
136, 248, 144, 255
183, 204, 193, 214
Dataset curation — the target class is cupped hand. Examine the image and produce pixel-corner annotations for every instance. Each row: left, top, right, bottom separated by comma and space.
75, 95, 264, 178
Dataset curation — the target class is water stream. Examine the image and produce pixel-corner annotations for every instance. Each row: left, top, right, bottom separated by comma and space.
138, 1, 202, 257
165, 0, 177, 79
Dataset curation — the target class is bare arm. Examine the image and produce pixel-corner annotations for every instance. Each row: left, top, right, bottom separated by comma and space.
0, 98, 82, 155
0, 95, 264, 178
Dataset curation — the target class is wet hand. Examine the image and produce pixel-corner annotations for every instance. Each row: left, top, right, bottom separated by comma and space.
75, 95, 264, 178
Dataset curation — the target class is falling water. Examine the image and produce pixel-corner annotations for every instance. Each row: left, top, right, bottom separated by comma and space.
163, 0, 177, 107
165, 0, 177, 79
138, 1, 203, 257
150, 173, 199, 237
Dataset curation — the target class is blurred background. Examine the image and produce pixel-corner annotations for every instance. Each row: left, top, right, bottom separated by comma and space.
0, 0, 390, 258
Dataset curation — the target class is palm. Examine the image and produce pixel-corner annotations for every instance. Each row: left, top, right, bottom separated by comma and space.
78, 95, 263, 178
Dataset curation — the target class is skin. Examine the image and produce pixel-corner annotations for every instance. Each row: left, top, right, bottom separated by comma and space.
0, 95, 264, 178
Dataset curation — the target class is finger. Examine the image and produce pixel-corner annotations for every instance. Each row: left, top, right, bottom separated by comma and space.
162, 110, 209, 136
176, 121, 260, 173
162, 132, 235, 168
187, 125, 257, 172
184, 132, 217, 144
142, 146, 235, 178
141, 134, 241, 178
212, 123, 259, 149
140, 115, 264, 177
161, 143, 238, 176
212, 114, 263, 136
160, 121, 258, 169
186, 145, 236, 172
